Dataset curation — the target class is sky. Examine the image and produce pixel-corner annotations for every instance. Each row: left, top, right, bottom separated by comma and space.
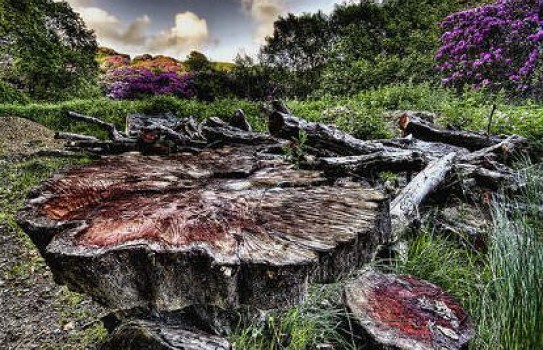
58, 0, 346, 62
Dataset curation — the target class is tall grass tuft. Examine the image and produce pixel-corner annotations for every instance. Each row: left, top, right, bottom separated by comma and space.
230, 283, 357, 350
478, 164, 543, 350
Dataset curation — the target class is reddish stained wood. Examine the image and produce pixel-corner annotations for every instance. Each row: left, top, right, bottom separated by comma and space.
345, 269, 474, 350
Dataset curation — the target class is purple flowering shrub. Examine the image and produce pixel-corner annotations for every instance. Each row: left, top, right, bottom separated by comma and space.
104, 68, 194, 100
436, 0, 542, 92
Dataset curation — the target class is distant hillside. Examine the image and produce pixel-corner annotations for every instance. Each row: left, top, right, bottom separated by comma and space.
96, 47, 235, 73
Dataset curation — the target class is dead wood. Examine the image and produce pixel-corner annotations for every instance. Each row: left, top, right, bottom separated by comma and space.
229, 109, 252, 132
17, 146, 390, 318
344, 269, 474, 350
311, 150, 428, 178
100, 319, 231, 350
268, 111, 384, 156
55, 132, 99, 142
399, 113, 505, 151
67, 111, 127, 142
390, 152, 457, 241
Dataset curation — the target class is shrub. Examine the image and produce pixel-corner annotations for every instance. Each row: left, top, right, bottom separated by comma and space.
103, 68, 194, 100
0, 80, 30, 105
436, 0, 542, 94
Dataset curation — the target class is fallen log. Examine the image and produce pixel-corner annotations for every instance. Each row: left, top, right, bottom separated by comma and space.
268, 111, 384, 156
312, 150, 428, 178
201, 117, 276, 145
344, 269, 474, 350
68, 111, 127, 142
17, 146, 391, 321
100, 319, 231, 350
55, 132, 99, 142
459, 134, 528, 164
399, 113, 505, 151
390, 152, 457, 241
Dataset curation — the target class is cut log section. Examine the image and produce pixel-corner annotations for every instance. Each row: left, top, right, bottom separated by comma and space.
390, 152, 456, 241
399, 113, 505, 151
18, 145, 391, 316
100, 319, 231, 350
344, 269, 474, 350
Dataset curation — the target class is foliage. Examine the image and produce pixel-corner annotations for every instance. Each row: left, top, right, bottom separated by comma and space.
103, 68, 194, 100
0, 0, 98, 100
0, 79, 29, 104
477, 165, 543, 349
231, 283, 356, 350
261, 0, 486, 98
436, 0, 543, 94
185, 50, 212, 72
261, 11, 332, 98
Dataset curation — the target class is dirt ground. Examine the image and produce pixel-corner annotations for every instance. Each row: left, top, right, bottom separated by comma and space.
0, 117, 105, 350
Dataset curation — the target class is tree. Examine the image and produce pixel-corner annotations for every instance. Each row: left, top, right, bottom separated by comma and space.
436, 0, 542, 95
185, 51, 212, 72
0, 0, 98, 100
260, 11, 332, 98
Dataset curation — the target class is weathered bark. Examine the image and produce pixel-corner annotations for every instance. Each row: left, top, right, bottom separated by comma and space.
18, 146, 390, 318
229, 109, 252, 132
201, 117, 276, 145
390, 152, 457, 241
459, 135, 528, 165
311, 150, 428, 178
68, 111, 127, 142
344, 269, 474, 350
268, 111, 384, 156
100, 319, 231, 350
399, 113, 505, 151
55, 132, 99, 142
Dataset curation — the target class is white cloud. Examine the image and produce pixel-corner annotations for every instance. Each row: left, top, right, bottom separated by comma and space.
241, 0, 286, 44
76, 7, 150, 46
147, 12, 211, 57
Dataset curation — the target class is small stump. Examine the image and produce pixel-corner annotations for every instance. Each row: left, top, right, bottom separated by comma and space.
18, 146, 390, 318
344, 269, 474, 350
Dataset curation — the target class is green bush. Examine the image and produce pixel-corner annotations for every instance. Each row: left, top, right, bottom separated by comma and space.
0, 81, 30, 105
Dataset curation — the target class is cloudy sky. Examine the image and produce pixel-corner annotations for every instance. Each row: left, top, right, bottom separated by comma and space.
59, 0, 345, 61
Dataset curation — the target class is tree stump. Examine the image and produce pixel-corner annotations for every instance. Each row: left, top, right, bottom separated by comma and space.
18, 145, 391, 318
344, 269, 474, 350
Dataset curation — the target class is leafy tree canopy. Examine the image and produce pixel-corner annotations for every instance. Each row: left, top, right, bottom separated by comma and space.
0, 0, 98, 100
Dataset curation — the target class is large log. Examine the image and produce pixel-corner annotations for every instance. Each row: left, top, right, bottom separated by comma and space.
390, 152, 457, 241
399, 113, 505, 151
17, 145, 391, 319
100, 319, 231, 350
68, 111, 127, 142
268, 111, 384, 156
312, 150, 428, 178
344, 269, 474, 350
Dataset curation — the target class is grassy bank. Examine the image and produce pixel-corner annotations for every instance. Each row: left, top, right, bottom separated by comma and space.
2, 84, 543, 148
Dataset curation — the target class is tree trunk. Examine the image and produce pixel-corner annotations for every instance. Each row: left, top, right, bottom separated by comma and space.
399, 113, 505, 151
390, 152, 457, 241
17, 145, 391, 322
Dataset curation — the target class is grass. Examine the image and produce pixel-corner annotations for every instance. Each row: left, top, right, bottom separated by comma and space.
1, 84, 543, 148
0, 156, 107, 349
230, 283, 358, 350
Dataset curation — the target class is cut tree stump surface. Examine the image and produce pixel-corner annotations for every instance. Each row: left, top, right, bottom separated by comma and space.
18, 145, 390, 313
345, 269, 474, 350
